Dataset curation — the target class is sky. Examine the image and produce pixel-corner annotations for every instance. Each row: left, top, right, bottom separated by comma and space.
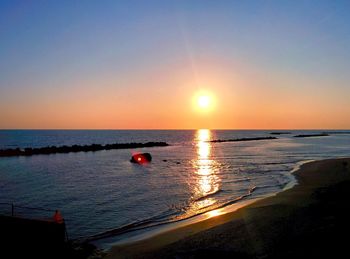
1, 0, 350, 129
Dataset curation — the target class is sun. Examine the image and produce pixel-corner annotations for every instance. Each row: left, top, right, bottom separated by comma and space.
197, 95, 210, 108
193, 91, 215, 113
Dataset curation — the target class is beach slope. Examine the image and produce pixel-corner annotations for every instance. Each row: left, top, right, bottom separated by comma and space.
106, 158, 350, 258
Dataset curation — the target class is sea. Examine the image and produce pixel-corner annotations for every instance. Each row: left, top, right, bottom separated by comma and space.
0, 130, 350, 248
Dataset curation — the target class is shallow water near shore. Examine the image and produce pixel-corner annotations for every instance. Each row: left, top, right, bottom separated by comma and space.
91, 159, 304, 250
0, 130, 350, 247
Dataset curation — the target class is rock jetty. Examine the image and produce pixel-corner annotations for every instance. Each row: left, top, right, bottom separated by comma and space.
0, 142, 169, 157
293, 134, 329, 138
209, 137, 277, 143
270, 132, 291, 135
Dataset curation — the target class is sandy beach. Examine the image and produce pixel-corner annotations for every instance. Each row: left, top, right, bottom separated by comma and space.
105, 157, 350, 258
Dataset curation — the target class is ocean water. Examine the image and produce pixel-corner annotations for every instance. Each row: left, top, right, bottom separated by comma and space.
0, 130, 350, 245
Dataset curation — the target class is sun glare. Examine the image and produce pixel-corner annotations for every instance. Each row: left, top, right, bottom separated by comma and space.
193, 91, 215, 113
193, 91, 215, 112
198, 95, 210, 108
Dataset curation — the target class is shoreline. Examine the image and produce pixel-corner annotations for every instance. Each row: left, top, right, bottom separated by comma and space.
93, 161, 302, 250
105, 157, 350, 258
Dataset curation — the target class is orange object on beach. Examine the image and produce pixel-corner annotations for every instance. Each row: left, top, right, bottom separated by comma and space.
53, 210, 64, 223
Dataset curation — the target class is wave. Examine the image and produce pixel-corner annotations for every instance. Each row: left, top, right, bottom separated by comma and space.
254, 183, 287, 191
223, 178, 251, 184
81, 186, 257, 243
80, 208, 179, 242
193, 189, 224, 202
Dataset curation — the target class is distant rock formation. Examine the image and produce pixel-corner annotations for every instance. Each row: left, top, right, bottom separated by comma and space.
322, 131, 350, 135
293, 134, 329, 138
270, 132, 291, 135
209, 137, 277, 143
0, 142, 169, 157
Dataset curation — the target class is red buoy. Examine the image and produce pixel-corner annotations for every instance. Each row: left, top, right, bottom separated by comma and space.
130, 153, 152, 164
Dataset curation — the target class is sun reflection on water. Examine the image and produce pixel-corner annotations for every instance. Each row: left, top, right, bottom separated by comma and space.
189, 129, 221, 214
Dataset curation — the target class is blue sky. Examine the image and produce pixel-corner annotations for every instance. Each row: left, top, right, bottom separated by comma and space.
1, 0, 350, 129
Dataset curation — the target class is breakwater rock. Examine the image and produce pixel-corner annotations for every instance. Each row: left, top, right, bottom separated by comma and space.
270, 132, 291, 135
0, 142, 169, 157
209, 137, 277, 143
294, 134, 329, 138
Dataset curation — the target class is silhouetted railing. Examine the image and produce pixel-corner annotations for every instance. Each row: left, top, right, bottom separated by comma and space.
0, 202, 55, 219
0, 202, 69, 241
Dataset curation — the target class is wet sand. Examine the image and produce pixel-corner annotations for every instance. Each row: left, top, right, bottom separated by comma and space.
105, 158, 350, 258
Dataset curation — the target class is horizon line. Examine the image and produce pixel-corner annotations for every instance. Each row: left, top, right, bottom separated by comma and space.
1, 128, 350, 131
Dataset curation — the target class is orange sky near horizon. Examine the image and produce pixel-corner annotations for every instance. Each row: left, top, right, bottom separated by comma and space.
1, 57, 349, 130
